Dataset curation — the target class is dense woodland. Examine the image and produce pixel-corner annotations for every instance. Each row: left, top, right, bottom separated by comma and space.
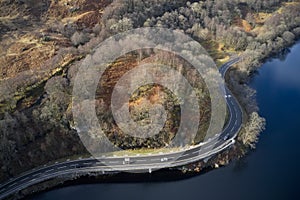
0, 0, 300, 181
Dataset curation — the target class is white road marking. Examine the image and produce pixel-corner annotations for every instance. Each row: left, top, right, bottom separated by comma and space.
109, 161, 119, 164
58, 166, 66, 170
203, 145, 213, 150
34, 173, 42, 177
9, 182, 17, 187
83, 163, 91, 165
231, 126, 235, 132
45, 169, 54, 173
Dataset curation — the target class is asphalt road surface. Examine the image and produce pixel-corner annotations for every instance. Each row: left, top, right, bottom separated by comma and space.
0, 58, 242, 199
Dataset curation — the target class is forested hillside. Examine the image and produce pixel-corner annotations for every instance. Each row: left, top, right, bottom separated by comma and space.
0, 0, 300, 182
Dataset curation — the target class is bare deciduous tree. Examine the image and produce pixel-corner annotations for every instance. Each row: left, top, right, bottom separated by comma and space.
239, 112, 266, 149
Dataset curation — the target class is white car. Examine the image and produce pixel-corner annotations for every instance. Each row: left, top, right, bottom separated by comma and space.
223, 134, 230, 141
123, 158, 130, 164
161, 157, 168, 162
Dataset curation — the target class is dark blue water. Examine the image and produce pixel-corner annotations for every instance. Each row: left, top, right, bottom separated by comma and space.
32, 42, 300, 200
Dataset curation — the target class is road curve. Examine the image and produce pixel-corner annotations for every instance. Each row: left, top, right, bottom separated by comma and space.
0, 58, 243, 199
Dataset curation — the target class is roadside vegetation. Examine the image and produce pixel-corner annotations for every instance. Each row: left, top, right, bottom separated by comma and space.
0, 0, 300, 182
238, 112, 266, 149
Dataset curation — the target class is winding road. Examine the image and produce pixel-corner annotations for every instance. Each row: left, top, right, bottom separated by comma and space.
0, 58, 242, 199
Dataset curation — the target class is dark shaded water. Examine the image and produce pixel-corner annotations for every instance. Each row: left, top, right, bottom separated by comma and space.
32, 42, 300, 200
